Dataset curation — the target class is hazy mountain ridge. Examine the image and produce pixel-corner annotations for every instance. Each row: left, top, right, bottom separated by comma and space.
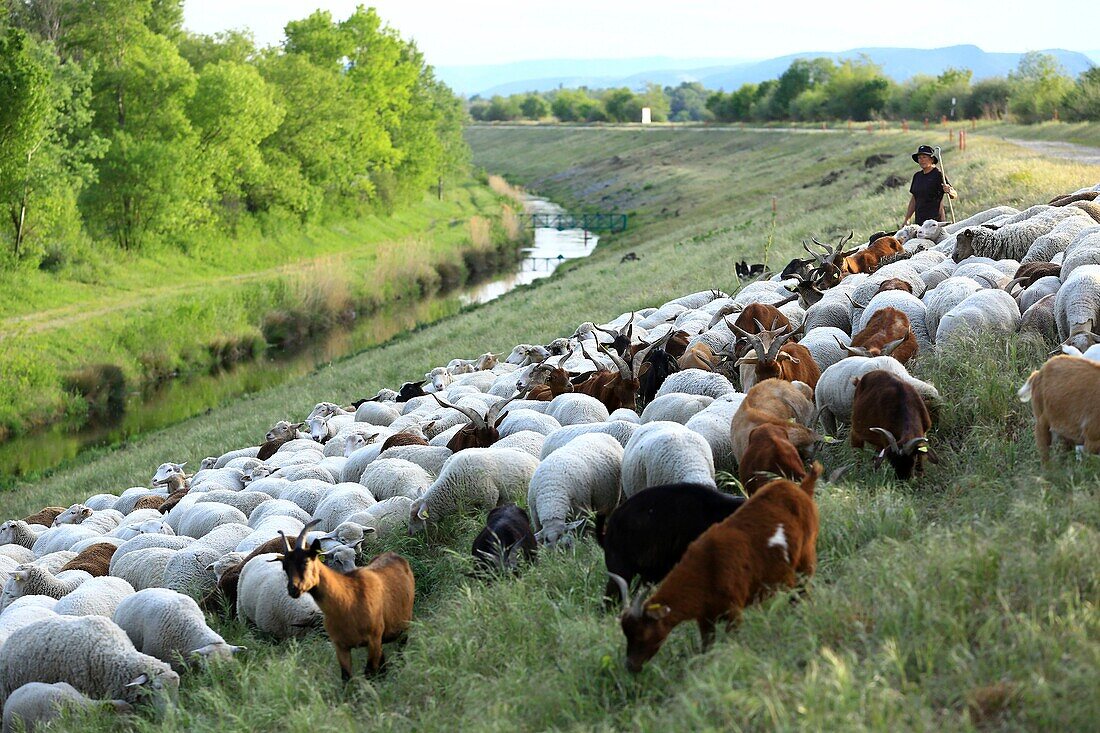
439, 45, 1094, 96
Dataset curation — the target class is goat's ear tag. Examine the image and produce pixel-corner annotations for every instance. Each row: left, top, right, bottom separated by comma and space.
645, 604, 671, 620
917, 445, 929, 453
417, 506, 429, 520
822, 435, 837, 444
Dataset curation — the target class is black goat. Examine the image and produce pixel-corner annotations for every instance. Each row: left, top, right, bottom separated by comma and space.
471, 504, 537, 576
595, 483, 747, 607
637, 344, 680, 409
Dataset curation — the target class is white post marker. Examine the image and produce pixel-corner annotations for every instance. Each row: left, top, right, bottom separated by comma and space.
641, 107, 652, 124
934, 145, 956, 224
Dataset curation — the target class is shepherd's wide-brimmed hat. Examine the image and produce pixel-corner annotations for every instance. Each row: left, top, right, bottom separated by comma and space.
912, 144, 939, 164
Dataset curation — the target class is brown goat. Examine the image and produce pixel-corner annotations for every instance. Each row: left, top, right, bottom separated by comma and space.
22, 507, 66, 526
876, 278, 913, 295
258, 420, 306, 460
731, 320, 821, 391
851, 370, 937, 479
846, 307, 918, 364
572, 340, 662, 412
807, 232, 904, 284
1019, 355, 1100, 463
730, 378, 818, 465
433, 393, 520, 453
1006, 262, 1061, 292
612, 462, 821, 672
132, 494, 167, 512
677, 341, 718, 371
59, 542, 117, 577
274, 520, 415, 679
738, 423, 808, 495
517, 355, 576, 402
159, 486, 191, 515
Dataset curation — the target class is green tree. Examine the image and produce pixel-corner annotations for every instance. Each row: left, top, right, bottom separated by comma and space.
519, 93, 549, 119
666, 82, 710, 122
963, 77, 1011, 119
550, 88, 605, 122
638, 82, 669, 122
485, 94, 521, 121
178, 29, 257, 71
772, 58, 834, 118
603, 87, 639, 122
824, 57, 891, 120
0, 26, 52, 257
1064, 68, 1100, 122
187, 61, 283, 213
1008, 52, 1073, 123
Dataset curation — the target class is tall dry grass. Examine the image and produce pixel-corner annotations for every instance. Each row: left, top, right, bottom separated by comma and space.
487, 174, 526, 204
500, 204, 522, 242
468, 216, 493, 249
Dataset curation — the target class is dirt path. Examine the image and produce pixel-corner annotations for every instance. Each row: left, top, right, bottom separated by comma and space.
997, 138, 1100, 166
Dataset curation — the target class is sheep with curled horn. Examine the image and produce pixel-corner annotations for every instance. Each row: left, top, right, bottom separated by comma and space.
573, 337, 665, 412
431, 392, 522, 453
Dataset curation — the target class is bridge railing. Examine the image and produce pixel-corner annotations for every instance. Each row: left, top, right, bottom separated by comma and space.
523, 213, 628, 233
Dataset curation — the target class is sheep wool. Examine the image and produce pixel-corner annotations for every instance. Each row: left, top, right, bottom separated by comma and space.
51, 577, 135, 618
113, 589, 242, 672
528, 433, 625, 546
0, 615, 180, 709
408, 448, 540, 532
357, 459, 432, 503
2, 681, 131, 733
539, 420, 640, 459
492, 430, 547, 458
621, 421, 716, 497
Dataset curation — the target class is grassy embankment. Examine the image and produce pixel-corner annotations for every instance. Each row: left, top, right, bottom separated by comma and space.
6, 128, 1099, 732
0, 179, 525, 440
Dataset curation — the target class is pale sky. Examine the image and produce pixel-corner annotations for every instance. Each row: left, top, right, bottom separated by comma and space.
182, 1, 1095, 67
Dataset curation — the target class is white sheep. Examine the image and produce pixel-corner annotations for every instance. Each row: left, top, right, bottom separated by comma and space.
31, 526, 100, 558
815, 356, 940, 434
162, 525, 252, 596
193, 490, 272, 518
654, 369, 736, 399
0, 548, 32, 566
924, 276, 984, 339
305, 413, 354, 444
0, 615, 180, 710
51, 576, 135, 618
376, 445, 452, 477
408, 448, 540, 534
952, 207, 1086, 262
541, 393, 610, 426
1020, 216, 1095, 264
188, 467, 245, 493
51, 505, 123, 534
107, 518, 176, 541
83, 494, 119, 512
0, 606, 58, 652
0, 567, 91, 609
175, 503, 248, 541
797, 327, 851, 371
110, 548, 177, 592
235, 516, 305, 555
917, 219, 948, 243
109, 535, 191, 573
270, 464, 335, 484
0, 522, 46, 551
347, 497, 414, 538
211, 446, 261, 469
639, 393, 714, 425
497, 409, 561, 437
1020, 294, 1059, 343
2, 681, 131, 733
275, 479, 334, 514
493, 429, 546, 458
312, 486, 377, 531
357, 458, 433, 502
354, 400, 401, 426
539, 420, 639, 459
527, 433, 624, 547
247, 499, 311, 529
1060, 226, 1100, 281
935, 289, 1021, 344
341, 440, 386, 484
1016, 276, 1061, 313
943, 205, 1019, 234
235, 554, 322, 639
620, 421, 716, 497
1055, 264, 1100, 350
113, 588, 244, 671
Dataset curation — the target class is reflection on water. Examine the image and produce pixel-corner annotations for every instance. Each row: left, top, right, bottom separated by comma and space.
0, 196, 598, 483
461, 197, 598, 305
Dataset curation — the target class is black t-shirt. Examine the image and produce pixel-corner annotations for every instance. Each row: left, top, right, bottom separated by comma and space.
910, 168, 949, 223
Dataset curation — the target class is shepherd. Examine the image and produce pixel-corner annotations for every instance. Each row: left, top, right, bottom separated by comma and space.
903, 144, 957, 226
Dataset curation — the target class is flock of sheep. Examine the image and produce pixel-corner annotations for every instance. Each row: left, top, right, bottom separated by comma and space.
0, 183, 1098, 730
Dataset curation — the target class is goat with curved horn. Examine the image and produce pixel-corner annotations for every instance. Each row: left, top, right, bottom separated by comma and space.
431, 393, 486, 429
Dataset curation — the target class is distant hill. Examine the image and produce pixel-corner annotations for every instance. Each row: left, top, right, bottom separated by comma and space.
438, 45, 1095, 97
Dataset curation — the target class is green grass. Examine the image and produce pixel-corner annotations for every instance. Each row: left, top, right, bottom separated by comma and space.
971, 120, 1100, 149
0, 180, 523, 438
5, 127, 1099, 732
